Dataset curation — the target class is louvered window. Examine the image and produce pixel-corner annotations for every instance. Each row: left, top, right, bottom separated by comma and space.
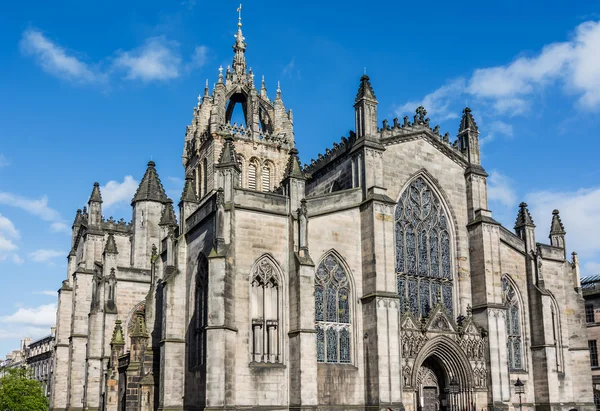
248, 163, 257, 190
262, 166, 271, 192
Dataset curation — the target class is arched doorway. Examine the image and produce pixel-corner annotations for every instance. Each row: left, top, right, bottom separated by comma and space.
409, 337, 475, 411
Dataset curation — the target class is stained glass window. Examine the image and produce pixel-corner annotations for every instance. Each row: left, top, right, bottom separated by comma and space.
396, 177, 453, 318
315, 253, 352, 363
502, 276, 523, 370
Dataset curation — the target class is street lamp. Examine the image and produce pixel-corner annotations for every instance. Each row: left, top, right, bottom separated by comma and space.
449, 377, 460, 411
514, 378, 525, 411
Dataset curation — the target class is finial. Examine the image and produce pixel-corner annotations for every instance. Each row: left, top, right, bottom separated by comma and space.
237, 4, 243, 27
364, 67, 366, 75
197, 94, 201, 105
277, 81, 281, 92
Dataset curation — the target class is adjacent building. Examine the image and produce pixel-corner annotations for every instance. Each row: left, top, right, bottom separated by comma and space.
49, 10, 594, 411
582, 275, 600, 409
26, 327, 56, 397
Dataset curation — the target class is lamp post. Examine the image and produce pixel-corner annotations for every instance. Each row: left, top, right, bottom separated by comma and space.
449, 377, 460, 411
514, 378, 525, 411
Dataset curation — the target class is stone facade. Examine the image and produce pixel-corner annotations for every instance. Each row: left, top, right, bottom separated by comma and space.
50, 12, 594, 411
26, 328, 56, 397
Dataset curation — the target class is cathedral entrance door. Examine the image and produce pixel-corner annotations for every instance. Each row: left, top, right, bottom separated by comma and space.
422, 386, 438, 411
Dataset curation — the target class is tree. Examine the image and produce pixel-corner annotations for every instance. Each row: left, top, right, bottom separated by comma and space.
0, 367, 48, 411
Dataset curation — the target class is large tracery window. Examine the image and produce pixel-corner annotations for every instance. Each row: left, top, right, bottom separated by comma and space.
251, 257, 281, 363
191, 254, 208, 369
315, 253, 351, 364
502, 276, 523, 370
396, 177, 453, 318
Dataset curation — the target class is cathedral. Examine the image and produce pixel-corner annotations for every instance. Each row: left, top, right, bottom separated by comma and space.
49, 11, 594, 411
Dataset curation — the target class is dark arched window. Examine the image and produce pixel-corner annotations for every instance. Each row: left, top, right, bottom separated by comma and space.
315, 253, 351, 364
502, 276, 523, 370
191, 254, 208, 368
396, 177, 453, 318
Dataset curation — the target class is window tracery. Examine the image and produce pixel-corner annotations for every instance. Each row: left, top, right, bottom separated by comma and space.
262, 165, 271, 192
315, 253, 351, 363
248, 162, 257, 190
251, 257, 280, 363
502, 276, 523, 370
396, 177, 453, 318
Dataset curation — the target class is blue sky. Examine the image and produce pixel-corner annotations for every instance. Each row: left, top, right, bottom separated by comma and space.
1, 0, 600, 356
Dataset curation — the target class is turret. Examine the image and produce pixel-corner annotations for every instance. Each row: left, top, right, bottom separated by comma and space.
71, 209, 83, 249
515, 202, 536, 252
159, 198, 178, 266
354, 74, 378, 138
215, 136, 241, 202
281, 148, 305, 213
460, 107, 488, 222
131, 161, 168, 268
179, 175, 199, 234
88, 182, 103, 228
130, 311, 148, 363
457, 107, 481, 165
549, 209, 566, 258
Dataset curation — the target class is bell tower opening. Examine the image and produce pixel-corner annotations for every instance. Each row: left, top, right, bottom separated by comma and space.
226, 93, 248, 127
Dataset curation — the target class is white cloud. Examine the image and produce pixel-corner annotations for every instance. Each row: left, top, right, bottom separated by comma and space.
29, 249, 64, 263
0, 154, 9, 168
101, 176, 139, 208
33, 291, 56, 296
20, 29, 101, 84
113, 37, 181, 81
480, 120, 514, 147
0, 236, 18, 252
396, 20, 600, 127
0, 192, 68, 232
0, 214, 19, 240
187, 45, 208, 70
0, 303, 56, 327
0, 326, 52, 340
12, 255, 24, 265
487, 171, 517, 209
527, 186, 600, 263
395, 79, 465, 121
50, 221, 70, 232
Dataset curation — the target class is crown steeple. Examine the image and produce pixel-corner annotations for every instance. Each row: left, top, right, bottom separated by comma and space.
232, 4, 247, 78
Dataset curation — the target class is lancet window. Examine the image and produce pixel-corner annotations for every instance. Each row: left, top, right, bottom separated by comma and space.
191, 255, 208, 368
262, 165, 271, 192
396, 177, 453, 318
250, 257, 281, 363
315, 253, 351, 364
248, 162, 257, 190
502, 276, 523, 370
202, 158, 208, 196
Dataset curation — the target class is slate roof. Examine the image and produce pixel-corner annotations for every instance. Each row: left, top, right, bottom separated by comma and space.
131, 161, 168, 205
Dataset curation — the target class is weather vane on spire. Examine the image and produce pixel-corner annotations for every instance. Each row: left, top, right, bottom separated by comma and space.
237, 4, 242, 27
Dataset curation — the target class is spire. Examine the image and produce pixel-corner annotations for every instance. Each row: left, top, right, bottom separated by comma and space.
89, 182, 103, 203
73, 209, 83, 227
104, 233, 118, 254
181, 175, 198, 203
159, 199, 178, 227
131, 161, 168, 205
218, 136, 241, 170
232, 4, 247, 76
203, 79, 210, 99
550, 209, 566, 235
458, 107, 479, 134
110, 320, 125, 346
515, 202, 535, 229
276, 81, 281, 100
355, 74, 377, 103
283, 148, 305, 179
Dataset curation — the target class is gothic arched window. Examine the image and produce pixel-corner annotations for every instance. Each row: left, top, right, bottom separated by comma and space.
502, 276, 523, 370
251, 256, 281, 363
396, 177, 453, 318
315, 253, 351, 364
191, 254, 208, 368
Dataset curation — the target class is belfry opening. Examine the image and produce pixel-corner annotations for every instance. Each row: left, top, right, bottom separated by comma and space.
225, 93, 248, 127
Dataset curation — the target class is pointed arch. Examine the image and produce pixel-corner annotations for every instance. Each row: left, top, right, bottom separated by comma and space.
262, 160, 275, 192
237, 154, 246, 188
395, 171, 457, 319
191, 253, 209, 368
314, 249, 355, 364
249, 254, 283, 363
501, 274, 525, 371
548, 291, 564, 373
411, 335, 474, 390
248, 157, 259, 190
